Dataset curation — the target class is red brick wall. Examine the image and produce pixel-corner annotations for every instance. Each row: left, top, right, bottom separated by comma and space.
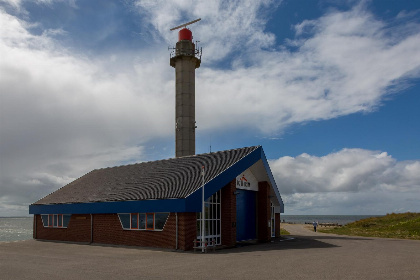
33, 180, 242, 250
177, 212, 197, 250
93, 213, 180, 249
221, 179, 236, 247
257, 181, 271, 242
34, 213, 198, 250
275, 213, 280, 237
35, 214, 92, 243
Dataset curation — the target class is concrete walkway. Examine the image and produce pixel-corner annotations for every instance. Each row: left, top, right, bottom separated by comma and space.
1, 225, 419, 279
281, 223, 420, 279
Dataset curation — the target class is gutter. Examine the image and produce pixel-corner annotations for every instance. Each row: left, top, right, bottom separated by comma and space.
175, 212, 178, 250
34, 215, 37, 239
90, 214, 93, 244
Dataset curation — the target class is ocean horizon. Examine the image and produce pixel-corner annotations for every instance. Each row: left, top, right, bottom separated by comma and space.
0, 217, 33, 242
281, 214, 383, 225
0, 215, 383, 242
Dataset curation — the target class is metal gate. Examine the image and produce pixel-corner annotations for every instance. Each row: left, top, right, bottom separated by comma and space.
236, 189, 256, 241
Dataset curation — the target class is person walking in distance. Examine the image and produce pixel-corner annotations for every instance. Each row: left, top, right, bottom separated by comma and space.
313, 221, 318, 232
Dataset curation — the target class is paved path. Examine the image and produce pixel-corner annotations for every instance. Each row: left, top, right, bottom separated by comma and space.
1, 225, 419, 279
281, 223, 420, 279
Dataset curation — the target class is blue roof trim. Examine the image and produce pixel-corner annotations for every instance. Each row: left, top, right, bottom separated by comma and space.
184, 146, 262, 212
260, 148, 284, 213
29, 146, 285, 214
29, 147, 262, 214
29, 198, 187, 214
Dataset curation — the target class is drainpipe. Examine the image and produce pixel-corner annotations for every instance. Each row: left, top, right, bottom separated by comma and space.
34, 215, 37, 239
90, 214, 93, 244
175, 212, 178, 250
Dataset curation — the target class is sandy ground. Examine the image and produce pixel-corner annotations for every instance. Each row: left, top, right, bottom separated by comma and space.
1, 224, 419, 279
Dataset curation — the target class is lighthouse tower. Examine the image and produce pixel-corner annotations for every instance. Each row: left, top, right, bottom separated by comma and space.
170, 20, 202, 158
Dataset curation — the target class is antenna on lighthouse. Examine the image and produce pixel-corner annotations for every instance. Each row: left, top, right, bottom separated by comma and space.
170, 18, 201, 31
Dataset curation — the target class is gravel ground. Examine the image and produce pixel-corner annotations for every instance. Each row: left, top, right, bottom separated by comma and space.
1, 224, 419, 279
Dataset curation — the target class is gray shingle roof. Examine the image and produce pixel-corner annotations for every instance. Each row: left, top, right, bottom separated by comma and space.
33, 146, 259, 205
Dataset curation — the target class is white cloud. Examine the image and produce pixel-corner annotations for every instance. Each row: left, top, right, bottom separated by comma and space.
130, 1, 420, 134
197, 4, 420, 133
135, 0, 277, 63
270, 148, 420, 214
0, 0, 22, 10
270, 148, 420, 194
1, 2, 420, 215
0, 9, 173, 215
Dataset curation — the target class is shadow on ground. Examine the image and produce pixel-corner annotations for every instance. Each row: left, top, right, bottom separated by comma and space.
192, 234, 375, 254
32, 234, 372, 255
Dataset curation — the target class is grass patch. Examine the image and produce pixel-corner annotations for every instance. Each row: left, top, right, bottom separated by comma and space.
318, 212, 420, 240
280, 228, 290, 235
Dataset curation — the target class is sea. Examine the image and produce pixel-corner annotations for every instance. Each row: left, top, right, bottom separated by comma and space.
0, 215, 382, 242
0, 217, 33, 242
281, 215, 383, 225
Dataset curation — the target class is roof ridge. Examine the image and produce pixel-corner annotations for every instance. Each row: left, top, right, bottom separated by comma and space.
95, 145, 261, 170
183, 145, 261, 198
32, 145, 263, 205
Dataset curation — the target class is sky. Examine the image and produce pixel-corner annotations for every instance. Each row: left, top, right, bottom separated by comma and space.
1, 0, 420, 216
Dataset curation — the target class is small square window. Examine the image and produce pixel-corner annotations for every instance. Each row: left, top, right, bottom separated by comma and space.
63, 214, 71, 227
139, 213, 146, 229
131, 213, 138, 229
146, 213, 154, 230
119, 214, 130, 229
41, 215, 48, 227
58, 214, 63, 227
155, 213, 169, 230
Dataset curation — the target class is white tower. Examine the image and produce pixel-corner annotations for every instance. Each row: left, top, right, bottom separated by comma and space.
170, 19, 202, 158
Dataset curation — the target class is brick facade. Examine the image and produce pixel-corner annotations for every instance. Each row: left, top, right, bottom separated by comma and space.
275, 213, 280, 237
34, 179, 277, 250
221, 179, 236, 247
35, 214, 92, 243
257, 181, 271, 242
93, 213, 177, 249
176, 212, 197, 250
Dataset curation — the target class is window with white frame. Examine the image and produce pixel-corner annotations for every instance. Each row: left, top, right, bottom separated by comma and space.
41, 214, 71, 228
118, 213, 169, 231
197, 190, 221, 245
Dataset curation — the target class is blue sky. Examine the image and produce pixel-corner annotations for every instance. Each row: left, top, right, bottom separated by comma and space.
1, 0, 420, 216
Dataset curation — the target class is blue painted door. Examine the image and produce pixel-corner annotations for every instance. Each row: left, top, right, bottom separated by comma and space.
236, 189, 256, 241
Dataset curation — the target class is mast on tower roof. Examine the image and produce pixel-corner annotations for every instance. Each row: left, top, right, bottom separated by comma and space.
170, 18, 201, 31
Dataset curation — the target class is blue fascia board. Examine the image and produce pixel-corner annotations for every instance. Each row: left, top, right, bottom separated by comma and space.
29, 146, 285, 215
185, 147, 262, 212
29, 148, 262, 215
29, 198, 187, 215
260, 148, 284, 213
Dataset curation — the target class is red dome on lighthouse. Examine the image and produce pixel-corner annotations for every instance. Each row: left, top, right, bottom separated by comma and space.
178, 28, 192, 41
